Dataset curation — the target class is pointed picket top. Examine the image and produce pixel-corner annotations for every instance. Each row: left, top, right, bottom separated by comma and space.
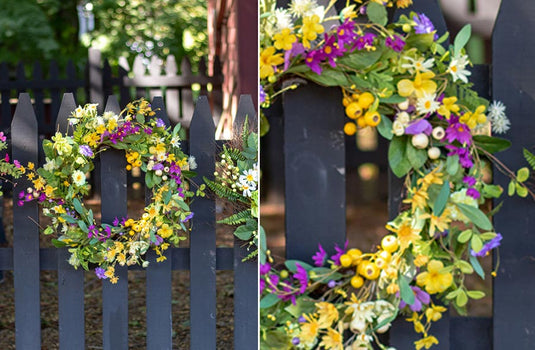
165, 55, 178, 76
11, 93, 38, 159
148, 56, 161, 76
198, 57, 207, 77
180, 56, 193, 77
118, 56, 130, 72
190, 96, 214, 135
133, 56, 146, 76
234, 95, 257, 133
56, 93, 77, 136
151, 96, 170, 125
104, 95, 121, 114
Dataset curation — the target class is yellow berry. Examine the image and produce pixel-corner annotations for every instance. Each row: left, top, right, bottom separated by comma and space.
356, 117, 367, 128
377, 250, 391, 263
345, 102, 363, 120
339, 254, 352, 268
381, 235, 399, 253
375, 257, 387, 269
344, 122, 357, 136
342, 97, 352, 107
347, 248, 363, 265
358, 92, 375, 109
363, 263, 380, 280
280, 270, 289, 279
351, 275, 364, 289
364, 111, 381, 127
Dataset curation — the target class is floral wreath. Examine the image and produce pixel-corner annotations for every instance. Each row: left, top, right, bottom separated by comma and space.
260, 0, 532, 349
18, 100, 196, 283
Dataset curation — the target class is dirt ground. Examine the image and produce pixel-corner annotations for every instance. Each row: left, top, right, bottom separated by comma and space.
0, 196, 235, 349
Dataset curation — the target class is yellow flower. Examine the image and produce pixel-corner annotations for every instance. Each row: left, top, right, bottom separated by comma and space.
157, 224, 173, 239
301, 15, 324, 48
416, 260, 453, 294
425, 304, 447, 322
299, 314, 320, 345
33, 177, 45, 191
45, 185, 56, 197
260, 47, 284, 79
460, 105, 486, 129
319, 327, 343, 350
419, 209, 451, 237
397, 71, 437, 98
315, 302, 339, 328
414, 254, 429, 267
403, 188, 429, 213
437, 96, 460, 119
27, 162, 35, 170
387, 218, 420, 250
27, 172, 35, 180
415, 335, 439, 350
417, 168, 443, 191
273, 28, 297, 51
396, 0, 413, 8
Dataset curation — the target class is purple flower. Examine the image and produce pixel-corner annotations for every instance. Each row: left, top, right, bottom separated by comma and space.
304, 49, 325, 75
353, 33, 376, 51
181, 212, 194, 223
260, 85, 266, 104
322, 34, 345, 67
463, 176, 477, 187
312, 243, 327, 267
104, 226, 112, 239
95, 267, 107, 279
298, 315, 306, 323
279, 284, 297, 304
471, 233, 503, 257
260, 263, 271, 275
292, 337, 300, 345
14, 160, 20, 168
413, 13, 436, 35
445, 116, 472, 146
156, 118, 165, 127
113, 217, 120, 226
0, 132, 6, 142
399, 286, 430, 312
152, 163, 164, 171
260, 279, 265, 294
79, 145, 93, 157
284, 42, 305, 71
294, 263, 309, 294
143, 128, 153, 135
385, 34, 405, 52
327, 280, 337, 288
445, 145, 474, 168
331, 240, 349, 266
87, 224, 99, 239
336, 19, 356, 48
405, 119, 432, 135
467, 188, 480, 199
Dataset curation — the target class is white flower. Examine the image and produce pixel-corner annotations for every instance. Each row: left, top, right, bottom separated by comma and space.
392, 120, 405, 136
273, 8, 293, 32
349, 302, 375, 334
43, 158, 56, 171
239, 168, 258, 186
289, 0, 319, 18
488, 100, 510, 134
396, 111, 410, 126
401, 56, 434, 73
170, 136, 181, 148
72, 170, 86, 187
448, 54, 471, 83
188, 156, 197, 170
416, 93, 439, 115
240, 182, 256, 197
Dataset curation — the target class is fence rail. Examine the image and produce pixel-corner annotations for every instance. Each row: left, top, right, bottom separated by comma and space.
1, 92, 257, 349
277, 0, 535, 349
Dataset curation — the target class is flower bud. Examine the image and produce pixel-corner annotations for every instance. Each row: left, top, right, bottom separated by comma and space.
396, 111, 410, 125
392, 121, 405, 136
398, 99, 410, 110
155, 169, 163, 176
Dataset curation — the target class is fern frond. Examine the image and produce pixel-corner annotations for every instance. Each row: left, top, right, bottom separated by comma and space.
223, 145, 245, 162
203, 177, 246, 202
218, 209, 251, 225
524, 148, 535, 170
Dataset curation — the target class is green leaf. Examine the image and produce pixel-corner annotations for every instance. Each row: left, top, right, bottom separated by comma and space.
446, 289, 460, 299
434, 181, 450, 216
234, 224, 254, 241
145, 172, 155, 188
467, 290, 485, 299
388, 136, 411, 177
480, 232, 497, 240
457, 203, 493, 230
456, 289, 468, 307
456, 260, 474, 274
260, 112, 270, 137
471, 234, 483, 253
377, 115, 393, 140
51, 239, 67, 248
73, 198, 84, 216
473, 135, 511, 154
303, 68, 349, 86
406, 142, 427, 169
367, 2, 387, 26
446, 155, 460, 175
516, 183, 528, 198
284, 260, 314, 273
482, 184, 503, 198
284, 299, 315, 318
136, 113, 145, 124
78, 220, 88, 233
89, 238, 99, 246
517, 167, 530, 182
470, 255, 485, 279
379, 95, 406, 104
523, 148, 535, 170
508, 181, 516, 196
259, 226, 267, 264
406, 32, 435, 51
399, 275, 415, 305
339, 46, 384, 71
454, 24, 471, 56
457, 229, 473, 243
260, 294, 280, 309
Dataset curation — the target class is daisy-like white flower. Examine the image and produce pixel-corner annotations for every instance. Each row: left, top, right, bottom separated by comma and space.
72, 170, 86, 187
401, 56, 435, 73
43, 158, 56, 171
448, 54, 471, 83
240, 182, 256, 197
170, 136, 180, 148
416, 93, 439, 115
487, 100, 510, 134
239, 168, 258, 186
289, 0, 319, 18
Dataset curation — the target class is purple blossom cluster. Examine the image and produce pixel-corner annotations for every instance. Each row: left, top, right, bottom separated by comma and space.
399, 286, 430, 312
471, 233, 503, 257
259, 262, 309, 305
104, 121, 141, 144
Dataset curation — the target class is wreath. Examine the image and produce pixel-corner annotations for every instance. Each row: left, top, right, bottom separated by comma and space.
259, 0, 532, 349
18, 100, 196, 283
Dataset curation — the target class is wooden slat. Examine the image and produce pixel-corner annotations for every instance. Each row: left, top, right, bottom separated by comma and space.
32, 62, 47, 135
100, 96, 129, 350
0, 63, 10, 132
180, 57, 195, 128
118, 57, 131, 108
283, 83, 346, 261
145, 97, 172, 350
450, 317, 492, 349
189, 96, 217, 349
88, 48, 105, 113
492, 1, 535, 349
12, 93, 40, 349
232, 96, 258, 350
55, 93, 85, 349
49, 61, 62, 124
165, 56, 180, 124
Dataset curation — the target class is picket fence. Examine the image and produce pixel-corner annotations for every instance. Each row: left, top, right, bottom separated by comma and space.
0, 48, 222, 137
0, 92, 257, 349
278, 0, 535, 348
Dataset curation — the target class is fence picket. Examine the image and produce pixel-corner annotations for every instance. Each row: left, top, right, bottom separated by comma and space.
492, 1, 535, 348
89, 48, 105, 113
165, 55, 180, 124
145, 97, 173, 350
0, 63, 10, 131
12, 93, 40, 349
233, 95, 258, 350
49, 60, 62, 123
283, 83, 346, 261
32, 62, 47, 134
100, 96, 129, 350
189, 96, 217, 349
118, 57, 131, 108
180, 57, 195, 127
